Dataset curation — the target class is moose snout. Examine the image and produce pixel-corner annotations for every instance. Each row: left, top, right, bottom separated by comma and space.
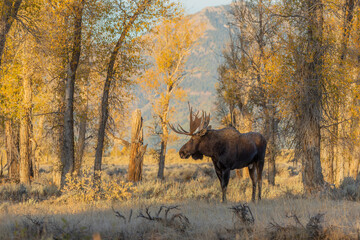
179, 150, 190, 159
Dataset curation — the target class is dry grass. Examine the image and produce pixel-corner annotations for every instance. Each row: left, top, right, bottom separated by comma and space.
1, 198, 360, 239
1, 151, 360, 239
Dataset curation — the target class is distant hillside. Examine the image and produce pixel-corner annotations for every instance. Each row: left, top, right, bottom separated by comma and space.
135, 5, 232, 149
184, 5, 231, 93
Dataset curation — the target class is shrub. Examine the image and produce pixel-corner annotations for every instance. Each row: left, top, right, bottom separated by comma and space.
0, 183, 59, 202
327, 177, 360, 201
61, 167, 135, 203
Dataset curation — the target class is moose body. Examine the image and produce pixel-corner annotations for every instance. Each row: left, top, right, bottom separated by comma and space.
170, 106, 266, 202
180, 128, 266, 202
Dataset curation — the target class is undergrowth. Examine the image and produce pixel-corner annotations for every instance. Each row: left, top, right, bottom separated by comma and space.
60, 167, 135, 203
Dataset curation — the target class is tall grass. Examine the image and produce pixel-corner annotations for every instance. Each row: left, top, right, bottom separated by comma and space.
1, 152, 360, 239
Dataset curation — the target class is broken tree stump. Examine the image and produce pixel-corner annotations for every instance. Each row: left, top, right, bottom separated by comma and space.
128, 109, 147, 182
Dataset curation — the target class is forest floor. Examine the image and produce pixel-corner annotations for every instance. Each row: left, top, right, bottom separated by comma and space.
1, 151, 360, 239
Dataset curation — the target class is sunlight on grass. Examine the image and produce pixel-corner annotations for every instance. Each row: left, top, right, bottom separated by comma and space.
1, 151, 360, 239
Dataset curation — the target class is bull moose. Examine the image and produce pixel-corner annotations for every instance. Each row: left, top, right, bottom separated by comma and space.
169, 106, 267, 202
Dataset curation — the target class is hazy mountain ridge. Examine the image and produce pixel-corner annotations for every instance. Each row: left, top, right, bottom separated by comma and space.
136, 5, 232, 148
184, 5, 231, 93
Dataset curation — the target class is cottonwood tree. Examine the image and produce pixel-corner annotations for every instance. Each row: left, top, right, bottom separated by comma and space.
32, 0, 108, 186
216, 36, 252, 131
139, 17, 204, 179
268, 0, 360, 189
32, 0, 97, 186
0, 0, 39, 183
296, 0, 326, 192
60, 0, 85, 188
0, 0, 23, 66
19, 38, 33, 184
0, 0, 24, 181
93, 0, 180, 187
321, 0, 357, 183
250, 0, 327, 191
217, 0, 281, 185
4, 120, 20, 181
1, 59, 21, 181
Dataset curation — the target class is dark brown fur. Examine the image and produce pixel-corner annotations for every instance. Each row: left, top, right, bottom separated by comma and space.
179, 127, 267, 202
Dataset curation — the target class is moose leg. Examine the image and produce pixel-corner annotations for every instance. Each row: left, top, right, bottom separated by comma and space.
214, 167, 224, 201
221, 169, 230, 202
214, 167, 230, 202
256, 161, 264, 200
248, 165, 256, 202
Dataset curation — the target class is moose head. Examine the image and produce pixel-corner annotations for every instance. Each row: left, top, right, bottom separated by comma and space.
169, 105, 211, 160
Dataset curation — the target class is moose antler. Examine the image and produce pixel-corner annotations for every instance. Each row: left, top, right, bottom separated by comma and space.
169, 103, 210, 136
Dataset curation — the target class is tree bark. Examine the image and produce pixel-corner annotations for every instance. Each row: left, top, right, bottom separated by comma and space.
60, 0, 84, 188
19, 75, 32, 185
157, 139, 167, 180
94, 0, 150, 187
5, 120, 19, 180
53, 114, 63, 187
74, 105, 87, 175
340, 0, 355, 63
30, 137, 38, 179
356, 16, 360, 177
0, 0, 22, 66
157, 94, 170, 180
0, 153, 3, 178
341, 0, 356, 179
329, 0, 355, 183
328, 132, 336, 183
267, 109, 278, 186
128, 109, 146, 182
74, 52, 90, 176
299, 0, 325, 193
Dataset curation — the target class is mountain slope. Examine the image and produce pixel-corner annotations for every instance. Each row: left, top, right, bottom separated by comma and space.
136, 5, 232, 148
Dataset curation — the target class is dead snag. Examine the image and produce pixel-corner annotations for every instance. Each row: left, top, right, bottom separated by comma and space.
112, 206, 133, 224
137, 205, 190, 231
228, 203, 255, 234
127, 109, 147, 182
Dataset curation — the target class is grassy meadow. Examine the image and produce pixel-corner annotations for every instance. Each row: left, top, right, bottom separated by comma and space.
1, 151, 360, 239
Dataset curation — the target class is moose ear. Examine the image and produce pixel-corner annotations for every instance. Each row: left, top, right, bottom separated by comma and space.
199, 128, 208, 136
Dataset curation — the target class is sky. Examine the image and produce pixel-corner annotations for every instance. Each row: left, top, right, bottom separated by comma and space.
178, 0, 232, 14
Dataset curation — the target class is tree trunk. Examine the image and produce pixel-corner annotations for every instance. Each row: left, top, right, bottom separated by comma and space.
74, 106, 87, 175
340, 0, 356, 179
157, 139, 167, 180
329, 0, 355, 183
340, 0, 355, 63
157, 94, 170, 180
356, 23, 360, 178
53, 114, 63, 187
19, 75, 32, 185
235, 169, 244, 179
30, 137, 39, 179
94, 1, 150, 188
60, 0, 84, 188
300, 0, 325, 193
229, 104, 236, 127
0, 0, 23, 66
0, 153, 3, 178
328, 129, 336, 183
267, 111, 278, 186
5, 120, 19, 181
128, 110, 147, 182
74, 52, 90, 176
236, 109, 252, 180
